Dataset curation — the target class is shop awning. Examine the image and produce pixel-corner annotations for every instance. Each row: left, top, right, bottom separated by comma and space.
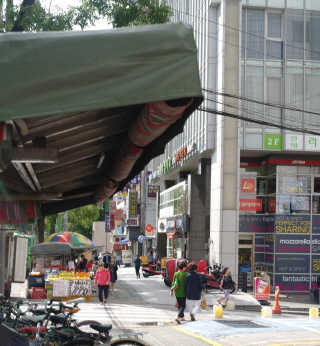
29, 242, 102, 256
0, 22, 203, 218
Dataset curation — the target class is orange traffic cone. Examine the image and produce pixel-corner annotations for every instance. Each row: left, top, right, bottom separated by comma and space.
272, 285, 281, 314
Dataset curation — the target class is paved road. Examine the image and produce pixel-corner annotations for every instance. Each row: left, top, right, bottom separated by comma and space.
12, 266, 320, 346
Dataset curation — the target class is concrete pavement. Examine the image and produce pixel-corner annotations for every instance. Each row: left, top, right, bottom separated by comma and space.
10, 266, 320, 346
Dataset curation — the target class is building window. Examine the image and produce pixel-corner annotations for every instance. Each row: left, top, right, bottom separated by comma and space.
246, 9, 265, 59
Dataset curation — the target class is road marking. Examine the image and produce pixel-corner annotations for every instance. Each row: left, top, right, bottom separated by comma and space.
172, 326, 223, 346
268, 342, 320, 346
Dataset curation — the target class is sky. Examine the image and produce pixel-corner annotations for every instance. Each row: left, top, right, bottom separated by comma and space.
13, 0, 112, 30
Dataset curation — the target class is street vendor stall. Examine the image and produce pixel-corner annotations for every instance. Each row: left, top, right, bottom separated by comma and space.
28, 238, 101, 300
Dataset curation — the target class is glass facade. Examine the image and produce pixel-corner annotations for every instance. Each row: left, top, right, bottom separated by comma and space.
241, 6, 320, 146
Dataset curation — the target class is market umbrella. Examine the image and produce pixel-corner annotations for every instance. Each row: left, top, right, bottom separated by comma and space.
44, 232, 94, 247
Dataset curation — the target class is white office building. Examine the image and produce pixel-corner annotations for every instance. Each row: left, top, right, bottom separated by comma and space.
148, 0, 320, 291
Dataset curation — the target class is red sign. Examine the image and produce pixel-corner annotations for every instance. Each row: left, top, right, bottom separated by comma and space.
114, 244, 128, 251
239, 199, 262, 211
268, 199, 276, 212
241, 179, 255, 193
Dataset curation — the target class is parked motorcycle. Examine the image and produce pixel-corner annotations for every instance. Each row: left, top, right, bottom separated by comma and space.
198, 263, 236, 293
163, 258, 188, 287
142, 260, 166, 278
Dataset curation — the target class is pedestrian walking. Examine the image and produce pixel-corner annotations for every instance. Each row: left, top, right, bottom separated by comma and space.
103, 251, 111, 268
147, 250, 154, 264
217, 267, 235, 307
134, 254, 142, 279
185, 262, 204, 321
170, 261, 187, 324
94, 263, 110, 305
108, 256, 118, 295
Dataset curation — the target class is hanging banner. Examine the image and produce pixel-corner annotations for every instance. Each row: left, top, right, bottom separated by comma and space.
105, 213, 110, 232
109, 201, 116, 231
128, 191, 138, 218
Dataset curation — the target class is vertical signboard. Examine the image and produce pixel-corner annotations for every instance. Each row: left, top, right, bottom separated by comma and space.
128, 191, 138, 218
254, 274, 271, 301
109, 201, 116, 231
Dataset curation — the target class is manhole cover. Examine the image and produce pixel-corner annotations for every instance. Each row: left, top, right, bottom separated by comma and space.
215, 320, 270, 329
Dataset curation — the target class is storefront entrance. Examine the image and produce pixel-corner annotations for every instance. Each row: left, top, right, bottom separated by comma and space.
239, 235, 253, 286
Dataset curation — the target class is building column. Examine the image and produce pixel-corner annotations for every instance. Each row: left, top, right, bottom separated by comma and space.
210, 0, 241, 276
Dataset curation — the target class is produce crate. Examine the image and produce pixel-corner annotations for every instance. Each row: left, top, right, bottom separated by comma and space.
31, 287, 46, 300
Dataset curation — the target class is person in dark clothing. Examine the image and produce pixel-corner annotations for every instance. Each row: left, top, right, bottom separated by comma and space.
217, 267, 235, 306
185, 262, 204, 321
134, 254, 142, 279
79, 255, 88, 271
313, 276, 320, 303
103, 251, 111, 268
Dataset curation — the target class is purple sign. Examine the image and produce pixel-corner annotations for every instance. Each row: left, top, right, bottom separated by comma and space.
274, 254, 310, 274
239, 215, 274, 233
275, 234, 311, 253
312, 215, 320, 234
274, 274, 311, 292
312, 235, 320, 253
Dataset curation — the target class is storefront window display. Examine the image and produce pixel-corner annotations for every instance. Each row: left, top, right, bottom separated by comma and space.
239, 163, 320, 291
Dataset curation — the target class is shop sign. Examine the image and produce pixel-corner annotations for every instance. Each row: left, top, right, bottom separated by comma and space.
285, 134, 303, 150
145, 224, 155, 238
305, 135, 320, 151
122, 250, 132, 264
283, 177, 307, 194
105, 213, 110, 232
128, 191, 138, 218
162, 157, 173, 174
312, 216, 320, 234
312, 255, 320, 273
114, 209, 123, 221
147, 185, 160, 197
241, 179, 255, 193
158, 220, 166, 233
129, 175, 139, 185
239, 215, 268, 233
254, 274, 270, 301
275, 254, 310, 274
312, 235, 320, 253
110, 201, 116, 231
166, 220, 175, 228
274, 274, 312, 292
275, 215, 311, 234
127, 219, 138, 226
267, 198, 276, 213
264, 233, 274, 252
239, 199, 262, 211
114, 244, 128, 251
255, 234, 265, 252
264, 134, 282, 150
275, 234, 311, 253
138, 235, 145, 243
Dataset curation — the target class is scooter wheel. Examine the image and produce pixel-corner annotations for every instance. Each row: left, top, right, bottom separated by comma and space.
164, 278, 171, 287
143, 273, 149, 278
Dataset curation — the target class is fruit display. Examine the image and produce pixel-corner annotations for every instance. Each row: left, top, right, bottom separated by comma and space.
47, 270, 90, 281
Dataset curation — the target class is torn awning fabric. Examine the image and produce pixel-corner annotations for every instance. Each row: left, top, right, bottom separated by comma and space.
94, 99, 193, 202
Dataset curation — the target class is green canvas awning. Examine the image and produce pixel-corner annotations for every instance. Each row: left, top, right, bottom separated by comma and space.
0, 22, 203, 217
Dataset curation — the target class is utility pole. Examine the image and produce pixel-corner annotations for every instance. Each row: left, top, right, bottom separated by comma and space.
0, 228, 5, 295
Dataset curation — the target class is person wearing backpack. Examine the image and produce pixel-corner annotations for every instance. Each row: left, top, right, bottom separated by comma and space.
170, 261, 187, 324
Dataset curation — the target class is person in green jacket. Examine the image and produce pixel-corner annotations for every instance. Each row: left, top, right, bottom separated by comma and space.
170, 261, 187, 324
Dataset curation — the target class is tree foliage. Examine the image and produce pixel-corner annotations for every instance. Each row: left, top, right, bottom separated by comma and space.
44, 205, 104, 239
1, 0, 172, 32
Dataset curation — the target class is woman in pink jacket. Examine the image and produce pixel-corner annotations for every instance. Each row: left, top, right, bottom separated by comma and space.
94, 263, 111, 304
